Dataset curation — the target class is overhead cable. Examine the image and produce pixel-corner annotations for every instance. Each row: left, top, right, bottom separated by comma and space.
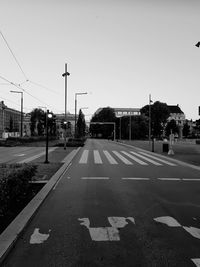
0, 30, 28, 81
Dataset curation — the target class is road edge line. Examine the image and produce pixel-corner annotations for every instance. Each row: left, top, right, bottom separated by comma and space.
114, 141, 200, 171
0, 147, 81, 265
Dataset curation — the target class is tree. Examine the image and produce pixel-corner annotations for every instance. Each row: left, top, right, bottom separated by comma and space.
118, 115, 148, 140
165, 119, 179, 136
48, 114, 57, 136
141, 101, 170, 138
30, 108, 46, 136
182, 122, 190, 138
77, 109, 86, 138
90, 107, 116, 138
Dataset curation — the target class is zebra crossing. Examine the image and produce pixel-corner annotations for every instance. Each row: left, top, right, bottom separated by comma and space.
78, 149, 177, 167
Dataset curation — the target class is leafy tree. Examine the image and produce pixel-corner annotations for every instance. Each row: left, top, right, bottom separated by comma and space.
77, 109, 86, 138
90, 107, 116, 138
165, 119, 179, 136
118, 115, 148, 140
182, 122, 190, 138
48, 114, 57, 136
141, 101, 170, 138
30, 108, 46, 136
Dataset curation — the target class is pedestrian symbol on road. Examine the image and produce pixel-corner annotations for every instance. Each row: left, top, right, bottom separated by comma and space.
78, 217, 135, 241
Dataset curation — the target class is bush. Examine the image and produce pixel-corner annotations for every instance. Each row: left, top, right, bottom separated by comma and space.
5, 136, 58, 146
66, 137, 86, 147
0, 164, 37, 217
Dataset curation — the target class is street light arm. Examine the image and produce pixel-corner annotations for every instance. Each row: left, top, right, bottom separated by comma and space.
62, 72, 70, 77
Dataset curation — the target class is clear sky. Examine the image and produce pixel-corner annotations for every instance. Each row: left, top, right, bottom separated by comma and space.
0, 0, 200, 121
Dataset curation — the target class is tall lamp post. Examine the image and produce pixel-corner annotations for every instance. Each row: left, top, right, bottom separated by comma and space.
44, 109, 53, 164
75, 92, 87, 137
62, 63, 70, 150
149, 94, 153, 143
10, 90, 23, 137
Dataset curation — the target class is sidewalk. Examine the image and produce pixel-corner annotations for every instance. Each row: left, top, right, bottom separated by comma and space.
0, 146, 80, 264
118, 139, 200, 167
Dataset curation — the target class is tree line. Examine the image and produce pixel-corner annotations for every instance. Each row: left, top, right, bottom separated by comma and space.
90, 103, 196, 139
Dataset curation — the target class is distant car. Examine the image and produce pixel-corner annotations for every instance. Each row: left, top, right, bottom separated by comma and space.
108, 136, 114, 141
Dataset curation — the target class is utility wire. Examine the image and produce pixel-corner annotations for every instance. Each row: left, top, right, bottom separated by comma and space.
0, 30, 28, 81
0, 30, 60, 97
29, 80, 60, 95
0, 74, 63, 113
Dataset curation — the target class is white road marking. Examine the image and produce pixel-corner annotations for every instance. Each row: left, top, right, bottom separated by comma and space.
130, 151, 162, 166
139, 152, 177, 166
122, 177, 150, 180
157, 178, 181, 181
121, 151, 148, 165
78, 217, 135, 241
154, 216, 181, 227
112, 151, 132, 165
103, 150, 118, 164
191, 258, 200, 267
79, 150, 89, 164
94, 150, 103, 164
14, 153, 25, 157
183, 226, 200, 240
30, 228, 51, 244
182, 178, 200, 181
17, 147, 57, 163
81, 177, 110, 180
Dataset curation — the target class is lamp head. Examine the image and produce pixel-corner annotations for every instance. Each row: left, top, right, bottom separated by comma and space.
195, 42, 200, 48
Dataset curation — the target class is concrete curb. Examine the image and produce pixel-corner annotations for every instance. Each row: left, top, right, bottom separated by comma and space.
115, 141, 200, 171
0, 147, 81, 264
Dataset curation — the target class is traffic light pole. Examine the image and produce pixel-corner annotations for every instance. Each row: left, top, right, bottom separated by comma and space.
44, 110, 49, 164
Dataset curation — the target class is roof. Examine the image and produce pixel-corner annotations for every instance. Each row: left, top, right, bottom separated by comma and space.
167, 105, 184, 114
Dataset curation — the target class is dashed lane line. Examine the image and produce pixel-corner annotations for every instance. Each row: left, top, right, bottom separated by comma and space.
81, 177, 110, 180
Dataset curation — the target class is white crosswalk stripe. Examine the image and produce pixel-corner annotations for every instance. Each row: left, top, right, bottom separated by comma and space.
130, 151, 162, 166
139, 151, 177, 166
121, 151, 148, 165
79, 150, 89, 164
103, 150, 118, 164
112, 151, 133, 165
94, 150, 103, 164
78, 149, 178, 167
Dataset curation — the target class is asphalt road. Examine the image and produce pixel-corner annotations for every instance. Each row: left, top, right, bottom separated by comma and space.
3, 139, 200, 266
0, 146, 57, 164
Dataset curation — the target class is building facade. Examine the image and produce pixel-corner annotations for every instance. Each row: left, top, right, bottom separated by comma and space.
167, 105, 186, 126
94, 107, 141, 118
0, 101, 22, 138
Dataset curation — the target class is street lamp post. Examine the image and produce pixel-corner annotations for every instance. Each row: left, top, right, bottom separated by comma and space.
10, 90, 23, 137
75, 92, 87, 137
44, 109, 52, 164
62, 63, 70, 150
119, 117, 122, 140
129, 114, 131, 141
